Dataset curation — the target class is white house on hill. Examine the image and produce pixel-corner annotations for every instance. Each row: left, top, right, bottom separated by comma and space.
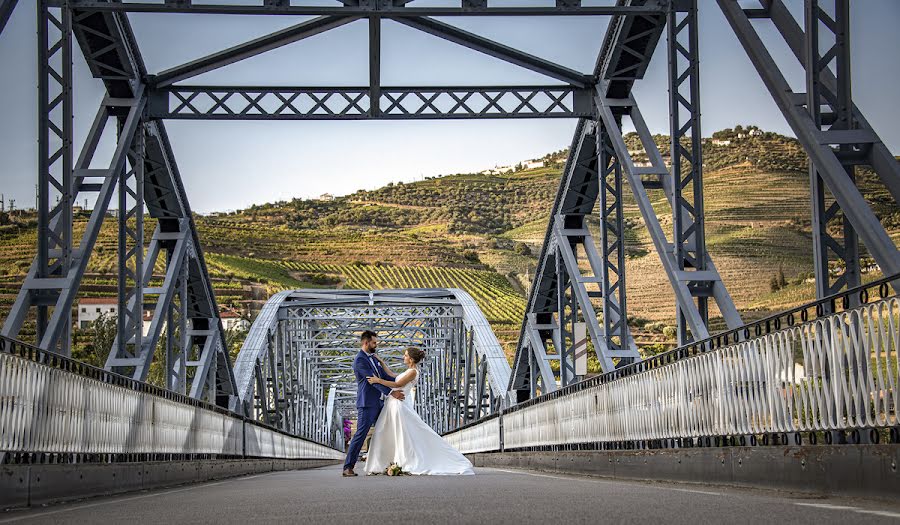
221, 309, 250, 331
78, 297, 118, 329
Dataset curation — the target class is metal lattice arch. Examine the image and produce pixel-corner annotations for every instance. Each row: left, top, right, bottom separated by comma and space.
231, 289, 512, 444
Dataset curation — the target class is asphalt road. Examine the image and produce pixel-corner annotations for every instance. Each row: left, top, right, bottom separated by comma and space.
2, 465, 899, 524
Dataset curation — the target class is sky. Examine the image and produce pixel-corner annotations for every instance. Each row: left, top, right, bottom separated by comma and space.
0, 1, 898, 214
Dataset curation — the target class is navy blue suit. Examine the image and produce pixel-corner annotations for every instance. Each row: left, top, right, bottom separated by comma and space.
343, 350, 394, 471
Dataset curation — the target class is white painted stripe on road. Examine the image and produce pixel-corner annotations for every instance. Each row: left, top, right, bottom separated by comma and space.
794, 503, 859, 511
663, 487, 724, 497
794, 502, 900, 520
0, 472, 276, 523
855, 509, 900, 519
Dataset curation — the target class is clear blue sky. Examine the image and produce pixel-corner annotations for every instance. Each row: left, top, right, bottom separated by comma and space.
0, 2, 898, 213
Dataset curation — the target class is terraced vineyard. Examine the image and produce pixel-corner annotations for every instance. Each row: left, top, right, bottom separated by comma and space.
1, 128, 897, 362
279, 260, 525, 325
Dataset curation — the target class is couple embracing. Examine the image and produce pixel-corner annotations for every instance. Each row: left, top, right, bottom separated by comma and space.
342, 330, 475, 477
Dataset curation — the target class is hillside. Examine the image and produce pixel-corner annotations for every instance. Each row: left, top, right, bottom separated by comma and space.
1, 128, 897, 369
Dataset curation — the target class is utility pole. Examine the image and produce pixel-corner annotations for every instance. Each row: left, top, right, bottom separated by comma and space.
0, 193, 5, 213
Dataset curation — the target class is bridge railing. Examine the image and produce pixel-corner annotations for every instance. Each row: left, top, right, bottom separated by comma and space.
0, 335, 343, 464
447, 275, 900, 452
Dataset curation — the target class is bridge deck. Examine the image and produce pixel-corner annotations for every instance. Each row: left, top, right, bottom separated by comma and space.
2, 465, 898, 524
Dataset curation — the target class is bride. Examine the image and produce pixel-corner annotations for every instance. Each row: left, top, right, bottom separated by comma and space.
364, 347, 474, 476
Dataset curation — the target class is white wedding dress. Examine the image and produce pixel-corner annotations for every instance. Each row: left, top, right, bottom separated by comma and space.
364, 369, 475, 476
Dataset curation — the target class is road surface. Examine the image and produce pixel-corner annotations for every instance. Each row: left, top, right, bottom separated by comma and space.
2, 465, 898, 524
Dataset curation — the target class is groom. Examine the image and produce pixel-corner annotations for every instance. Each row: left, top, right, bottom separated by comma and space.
342, 330, 405, 477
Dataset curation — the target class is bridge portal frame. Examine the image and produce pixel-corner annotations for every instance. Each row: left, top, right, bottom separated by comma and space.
233, 289, 511, 438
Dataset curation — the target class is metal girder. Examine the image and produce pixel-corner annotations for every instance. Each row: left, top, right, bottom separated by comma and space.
115, 122, 146, 371
233, 289, 510, 439
0, 2, 238, 403
2, 91, 147, 353
805, 0, 859, 298
394, 17, 590, 87
105, 222, 187, 381
58, 1, 667, 17
510, 1, 668, 399
510, 120, 589, 397
369, 16, 381, 117
149, 85, 591, 120
0, 0, 17, 36
667, 0, 709, 344
595, 87, 743, 341
152, 16, 359, 88
34, 0, 74, 353
761, 0, 900, 205
717, 0, 900, 293
597, 125, 630, 356
525, 316, 559, 395
553, 214, 638, 371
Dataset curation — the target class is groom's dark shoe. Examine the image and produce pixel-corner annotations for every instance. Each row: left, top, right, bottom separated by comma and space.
342, 468, 358, 477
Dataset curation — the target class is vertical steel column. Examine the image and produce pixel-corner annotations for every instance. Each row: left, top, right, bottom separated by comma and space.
369, 16, 381, 118
176, 260, 188, 392
668, 0, 708, 344
554, 245, 574, 386
35, 0, 73, 353
597, 125, 630, 359
116, 123, 145, 363
806, 0, 860, 299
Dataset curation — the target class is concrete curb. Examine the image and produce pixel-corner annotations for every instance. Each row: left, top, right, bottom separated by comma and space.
467, 445, 900, 501
0, 458, 340, 510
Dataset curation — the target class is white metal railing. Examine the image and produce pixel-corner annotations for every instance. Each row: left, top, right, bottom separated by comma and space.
444, 415, 501, 454
446, 295, 900, 453
0, 346, 343, 462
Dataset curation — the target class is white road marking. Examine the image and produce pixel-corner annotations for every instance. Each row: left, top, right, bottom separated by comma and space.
663, 487, 724, 497
794, 502, 900, 520
794, 503, 859, 511
0, 472, 275, 523
855, 510, 900, 519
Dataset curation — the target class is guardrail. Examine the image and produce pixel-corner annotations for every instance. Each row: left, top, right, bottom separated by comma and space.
446, 275, 900, 452
0, 336, 343, 464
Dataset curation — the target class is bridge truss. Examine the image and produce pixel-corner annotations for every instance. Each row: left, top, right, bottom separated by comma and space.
0, 0, 897, 417
232, 289, 511, 440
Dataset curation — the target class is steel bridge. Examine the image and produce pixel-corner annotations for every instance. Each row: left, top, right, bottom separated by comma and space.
1, 0, 899, 518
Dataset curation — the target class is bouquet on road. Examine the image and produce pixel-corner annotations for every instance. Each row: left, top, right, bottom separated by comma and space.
385, 463, 408, 476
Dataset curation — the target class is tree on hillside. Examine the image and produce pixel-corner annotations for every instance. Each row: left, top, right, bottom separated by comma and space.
777, 265, 787, 289
75, 313, 116, 367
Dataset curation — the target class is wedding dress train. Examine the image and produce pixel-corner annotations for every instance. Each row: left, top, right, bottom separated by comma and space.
364, 369, 474, 476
